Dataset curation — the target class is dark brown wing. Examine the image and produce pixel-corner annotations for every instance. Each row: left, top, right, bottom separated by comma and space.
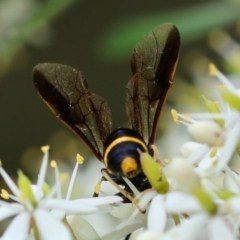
33, 63, 112, 161
126, 23, 180, 147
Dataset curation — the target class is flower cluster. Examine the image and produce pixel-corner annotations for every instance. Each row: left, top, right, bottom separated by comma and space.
0, 146, 122, 240
116, 64, 240, 240
1, 64, 240, 240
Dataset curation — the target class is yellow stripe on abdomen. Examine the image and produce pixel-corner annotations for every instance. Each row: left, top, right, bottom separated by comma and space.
103, 136, 147, 166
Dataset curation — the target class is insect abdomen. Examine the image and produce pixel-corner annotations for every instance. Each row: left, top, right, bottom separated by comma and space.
103, 128, 148, 178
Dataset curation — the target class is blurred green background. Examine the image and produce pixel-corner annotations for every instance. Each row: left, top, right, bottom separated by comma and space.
1, 0, 240, 191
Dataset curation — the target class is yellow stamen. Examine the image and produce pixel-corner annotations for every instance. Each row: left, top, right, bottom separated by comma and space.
41, 145, 50, 154
164, 159, 170, 164
182, 114, 190, 122
0, 160, 2, 166
1, 189, 9, 199
76, 154, 84, 164
208, 63, 218, 77
209, 147, 218, 158
50, 160, 57, 168
171, 109, 179, 124
219, 84, 227, 90
212, 159, 219, 166
60, 173, 69, 182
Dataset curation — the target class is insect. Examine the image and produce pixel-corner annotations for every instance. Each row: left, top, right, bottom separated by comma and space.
32, 23, 180, 200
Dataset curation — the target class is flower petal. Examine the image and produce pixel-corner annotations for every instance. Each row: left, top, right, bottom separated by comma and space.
0, 204, 22, 221
50, 209, 66, 220
208, 217, 235, 240
213, 120, 240, 173
74, 195, 123, 205
34, 209, 71, 240
0, 166, 19, 197
186, 144, 211, 165
165, 192, 202, 214
168, 159, 199, 192
40, 198, 99, 214
181, 141, 202, 158
124, 190, 157, 224
223, 170, 240, 194
2, 212, 30, 240
110, 203, 134, 218
148, 195, 166, 233
164, 213, 207, 240
188, 121, 224, 146
101, 220, 144, 240
224, 197, 240, 213
67, 215, 100, 240
131, 229, 162, 240
138, 190, 158, 209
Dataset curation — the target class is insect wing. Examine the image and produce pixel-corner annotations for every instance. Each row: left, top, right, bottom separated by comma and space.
126, 23, 180, 146
33, 63, 112, 161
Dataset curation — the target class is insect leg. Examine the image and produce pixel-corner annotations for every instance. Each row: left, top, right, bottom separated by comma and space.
93, 176, 105, 197
101, 169, 146, 213
149, 144, 165, 167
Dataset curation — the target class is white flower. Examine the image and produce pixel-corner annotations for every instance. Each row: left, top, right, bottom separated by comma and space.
146, 160, 237, 240
171, 80, 240, 176
103, 157, 199, 239
163, 192, 236, 240
0, 146, 122, 240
